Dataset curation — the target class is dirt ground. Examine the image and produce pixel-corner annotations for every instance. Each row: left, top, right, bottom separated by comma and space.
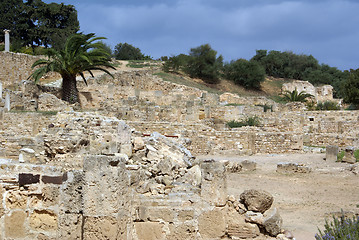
198, 153, 359, 240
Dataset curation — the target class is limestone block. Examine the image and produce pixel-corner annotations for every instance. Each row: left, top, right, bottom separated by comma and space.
5, 210, 27, 238
240, 189, 274, 213
83, 216, 122, 240
184, 165, 201, 187
200, 160, 227, 207
240, 160, 257, 171
177, 209, 195, 222
38, 93, 67, 111
5, 190, 27, 209
60, 171, 84, 213
245, 211, 264, 225
121, 143, 133, 157
42, 186, 60, 207
342, 146, 356, 164
227, 209, 260, 239
139, 206, 175, 222
133, 137, 145, 151
83, 155, 128, 216
326, 145, 339, 162
134, 222, 165, 240
263, 208, 283, 236
167, 222, 197, 240
58, 213, 82, 239
29, 209, 58, 231
198, 207, 226, 239
276, 162, 311, 173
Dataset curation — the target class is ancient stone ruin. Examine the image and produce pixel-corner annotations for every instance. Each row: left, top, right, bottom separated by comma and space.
0, 51, 357, 239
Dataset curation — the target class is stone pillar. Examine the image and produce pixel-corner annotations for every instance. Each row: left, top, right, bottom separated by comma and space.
326, 145, 338, 162
4, 92, 10, 111
4, 30, 10, 52
200, 160, 228, 207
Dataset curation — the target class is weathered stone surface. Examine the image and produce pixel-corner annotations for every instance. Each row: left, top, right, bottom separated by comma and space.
240, 160, 257, 171
5, 190, 27, 209
134, 222, 165, 240
58, 213, 83, 239
38, 93, 67, 111
201, 160, 227, 206
184, 165, 201, 187
29, 209, 58, 231
240, 189, 274, 213
263, 208, 283, 236
198, 208, 226, 239
326, 145, 339, 162
245, 211, 264, 225
277, 162, 311, 173
167, 222, 197, 240
133, 137, 145, 151
227, 208, 260, 239
83, 216, 121, 240
5, 210, 27, 238
60, 171, 84, 213
342, 146, 357, 164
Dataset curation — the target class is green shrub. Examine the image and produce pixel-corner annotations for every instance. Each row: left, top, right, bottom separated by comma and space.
185, 44, 223, 84
315, 211, 359, 240
256, 104, 273, 112
227, 116, 261, 128
316, 101, 340, 110
224, 59, 265, 89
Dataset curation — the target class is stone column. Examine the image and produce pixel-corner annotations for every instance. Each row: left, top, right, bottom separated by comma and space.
4, 30, 10, 52
4, 92, 10, 111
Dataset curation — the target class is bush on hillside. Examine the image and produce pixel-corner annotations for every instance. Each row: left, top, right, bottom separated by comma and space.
163, 54, 190, 73
227, 116, 261, 128
224, 59, 265, 89
184, 44, 223, 84
316, 101, 340, 110
114, 42, 145, 60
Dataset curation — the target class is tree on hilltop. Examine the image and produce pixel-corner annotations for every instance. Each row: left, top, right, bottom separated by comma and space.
29, 33, 115, 104
114, 42, 145, 60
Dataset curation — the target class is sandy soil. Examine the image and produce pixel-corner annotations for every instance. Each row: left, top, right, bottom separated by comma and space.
198, 153, 359, 240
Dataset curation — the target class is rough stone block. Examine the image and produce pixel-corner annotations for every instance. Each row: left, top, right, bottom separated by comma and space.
60, 171, 84, 213
277, 162, 312, 173
342, 146, 357, 164
5, 210, 27, 238
42, 175, 64, 184
58, 213, 83, 239
198, 208, 226, 239
200, 160, 227, 206
134, 222, 165, 240
240, 160, 257, 171
167, 222, 197, 240
29, 209, 58, 231
83, 216, 125, 240
227, 209, 260, 239
326, 145, 339, 162
240, 189, 274, 213
263, 207, 283, 236
6, 190, 27, 209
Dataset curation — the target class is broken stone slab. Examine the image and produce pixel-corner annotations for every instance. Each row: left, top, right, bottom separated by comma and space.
277, 162, 311, 174
245, 211, 264, 225
263, 207, 283, 236
342, 146, 357, 164
326, 145, 339, 162
240, 160, 257, 171
240, 189, 274, 213
227, 208, 260, 239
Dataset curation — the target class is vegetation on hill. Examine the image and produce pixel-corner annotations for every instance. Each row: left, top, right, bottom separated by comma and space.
0, 0, 79, 51
114, 42, 151, 60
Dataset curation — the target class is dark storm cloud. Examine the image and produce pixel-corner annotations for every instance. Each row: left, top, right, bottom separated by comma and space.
45, 0, 359, 69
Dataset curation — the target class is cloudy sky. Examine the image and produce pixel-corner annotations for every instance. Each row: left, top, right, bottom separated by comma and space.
44, 0, 359, 70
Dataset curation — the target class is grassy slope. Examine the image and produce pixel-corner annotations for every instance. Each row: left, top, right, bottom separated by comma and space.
154, 71, 294, 99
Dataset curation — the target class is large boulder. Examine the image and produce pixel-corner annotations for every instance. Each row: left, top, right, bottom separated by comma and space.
240, 189, 274, 213
263, 208, 283, 236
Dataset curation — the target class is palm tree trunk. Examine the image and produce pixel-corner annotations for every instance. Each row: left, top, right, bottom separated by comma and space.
61, 74, 79, 104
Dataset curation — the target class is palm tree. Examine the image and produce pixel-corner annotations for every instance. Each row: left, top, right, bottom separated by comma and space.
282, 88, 314, 102
29, 33, 115, 104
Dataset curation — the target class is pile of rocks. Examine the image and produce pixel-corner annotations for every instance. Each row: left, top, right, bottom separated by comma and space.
128, 132, 201, 195
227, 189, 295, 240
